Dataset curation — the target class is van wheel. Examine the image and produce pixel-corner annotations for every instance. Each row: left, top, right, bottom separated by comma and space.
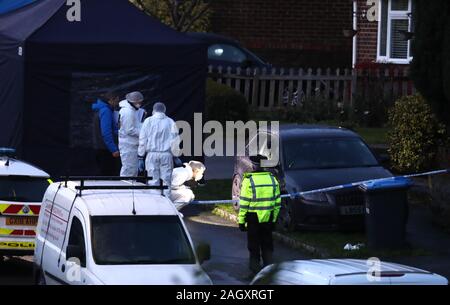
231, 175, 242, 211
35, 270, 47, 285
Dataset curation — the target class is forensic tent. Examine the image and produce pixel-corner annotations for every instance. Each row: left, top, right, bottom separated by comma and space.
0, 0, 207, 176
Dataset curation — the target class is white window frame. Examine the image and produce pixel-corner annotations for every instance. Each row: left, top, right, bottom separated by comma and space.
377, 0, 414, 64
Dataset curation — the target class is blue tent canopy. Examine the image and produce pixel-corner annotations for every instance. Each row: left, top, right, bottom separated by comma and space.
0, 0, 207, 176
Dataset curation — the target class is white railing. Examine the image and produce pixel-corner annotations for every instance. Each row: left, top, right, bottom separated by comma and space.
208, 66, 416, 110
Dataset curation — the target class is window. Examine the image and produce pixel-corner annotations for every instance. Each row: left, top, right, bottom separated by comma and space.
67, 217, 86, 267
377, 0, 414, 64
91, 216, 195, 265
0, 176, 49, 202
207, 44, 247, 64
283, 138, 379, 170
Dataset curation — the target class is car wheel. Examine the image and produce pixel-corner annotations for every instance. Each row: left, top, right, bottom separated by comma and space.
232, 175, 242, 211
278, 200, 296, 232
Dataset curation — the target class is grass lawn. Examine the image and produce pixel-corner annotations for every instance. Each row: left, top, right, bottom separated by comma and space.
354, 127, 390, 145
249, 112, 391, 145
309, 121, 390, 145
194, 179, 237, 215
284, 231, 430, 259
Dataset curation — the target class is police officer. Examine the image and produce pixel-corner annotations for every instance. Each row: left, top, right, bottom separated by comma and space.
238, 163, 281, 274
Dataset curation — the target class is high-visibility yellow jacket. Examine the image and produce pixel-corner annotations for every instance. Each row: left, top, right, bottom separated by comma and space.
238, 172, 281, 225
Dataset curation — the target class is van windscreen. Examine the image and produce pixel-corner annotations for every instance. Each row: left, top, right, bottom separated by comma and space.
91, 216, 196, 265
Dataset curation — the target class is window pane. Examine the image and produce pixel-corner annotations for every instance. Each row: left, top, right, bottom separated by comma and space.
68, 218, 85, 249
283, 138, 379, 170
379, 0, 389, 56
391, 19, 409, 59
91, 216, 196, 265
391, 0, 409, 11
208, 44, 247, 64
0, 177, 49, 202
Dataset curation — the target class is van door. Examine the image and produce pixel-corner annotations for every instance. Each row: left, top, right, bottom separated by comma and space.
40, 191, 72, 285
60, 214, 88, 285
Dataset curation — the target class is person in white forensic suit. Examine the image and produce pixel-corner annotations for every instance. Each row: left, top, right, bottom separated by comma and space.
118, 91, 144, 177
138, 102, 179, 194
170, 161, 206, 209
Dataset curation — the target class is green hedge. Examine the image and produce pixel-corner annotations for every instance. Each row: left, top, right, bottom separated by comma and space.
388, 94, 447, 172
205, 79, 249, 123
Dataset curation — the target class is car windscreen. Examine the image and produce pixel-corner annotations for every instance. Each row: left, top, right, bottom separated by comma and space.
0, 176, 49, 202
91, 216, 196, 265
208, 43, 247, 63
283, 137, 379, 170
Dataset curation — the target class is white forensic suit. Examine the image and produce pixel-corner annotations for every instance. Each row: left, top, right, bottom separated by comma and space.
138, 112, 179, 193
117, 101, 147, 129
170, 164, 196, 209
118, 101, 141, 177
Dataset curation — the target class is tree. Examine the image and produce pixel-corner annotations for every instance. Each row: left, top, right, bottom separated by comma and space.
131, 0, 211, 32
411, 0, 450, 126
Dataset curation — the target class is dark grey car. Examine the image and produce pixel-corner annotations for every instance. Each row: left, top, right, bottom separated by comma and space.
187, 32, 270, 70
232, 125, 394, 231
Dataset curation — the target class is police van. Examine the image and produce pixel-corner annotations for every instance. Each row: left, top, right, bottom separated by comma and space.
33, 177, 212, 285
0, 148, 51, 256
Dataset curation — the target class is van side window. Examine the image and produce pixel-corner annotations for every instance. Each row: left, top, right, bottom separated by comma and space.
67, 217, 86, 266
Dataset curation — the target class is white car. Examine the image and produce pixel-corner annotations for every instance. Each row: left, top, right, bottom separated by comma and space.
0, 148, 51, 257
250, 259, 448, 285
33, 177, 212, 285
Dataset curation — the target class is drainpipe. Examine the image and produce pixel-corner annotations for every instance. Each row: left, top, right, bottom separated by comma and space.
352, 0, 358, 68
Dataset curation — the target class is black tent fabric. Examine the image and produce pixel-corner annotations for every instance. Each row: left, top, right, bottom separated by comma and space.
0, 0, 65, 149
0, 0, 207, 176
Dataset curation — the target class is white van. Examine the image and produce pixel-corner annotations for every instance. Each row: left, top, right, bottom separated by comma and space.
0, 148, 51, 256
33, 177, 212, 285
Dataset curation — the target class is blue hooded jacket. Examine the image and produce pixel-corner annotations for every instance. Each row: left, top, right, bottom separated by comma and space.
92, 99, 119, 153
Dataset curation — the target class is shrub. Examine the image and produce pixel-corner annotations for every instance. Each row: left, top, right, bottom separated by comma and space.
205, 79, 249, 123
388, 94, 447, 172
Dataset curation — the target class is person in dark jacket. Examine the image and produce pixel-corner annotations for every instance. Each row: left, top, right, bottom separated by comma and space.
92, 92, 121, 176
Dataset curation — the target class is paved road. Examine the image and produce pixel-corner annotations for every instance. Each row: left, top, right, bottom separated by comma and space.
183, 205, 309, 285
0, 205, 307, 285
0, 256, 33, 285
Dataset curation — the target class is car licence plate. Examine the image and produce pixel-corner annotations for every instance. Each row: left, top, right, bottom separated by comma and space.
340, 206, 365, 215
5, 216, 38, 226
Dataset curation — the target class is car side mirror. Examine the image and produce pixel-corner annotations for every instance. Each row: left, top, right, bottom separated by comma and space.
66, 245, 86, 267
196, 243, 211, 265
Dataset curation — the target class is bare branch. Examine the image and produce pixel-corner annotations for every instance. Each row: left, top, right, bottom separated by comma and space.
182, 2, 210, 32
177, 0, 198, 31
163, 0, 177, 27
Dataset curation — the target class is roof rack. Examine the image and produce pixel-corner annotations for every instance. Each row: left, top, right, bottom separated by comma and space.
60, 176, 168, 196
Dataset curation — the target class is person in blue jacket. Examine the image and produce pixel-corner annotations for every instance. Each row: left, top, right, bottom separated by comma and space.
92, 92, 121, 176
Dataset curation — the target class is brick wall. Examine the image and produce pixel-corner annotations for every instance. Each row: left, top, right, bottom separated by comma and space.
209, 0, 353, 68
355, 0, 379, 66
